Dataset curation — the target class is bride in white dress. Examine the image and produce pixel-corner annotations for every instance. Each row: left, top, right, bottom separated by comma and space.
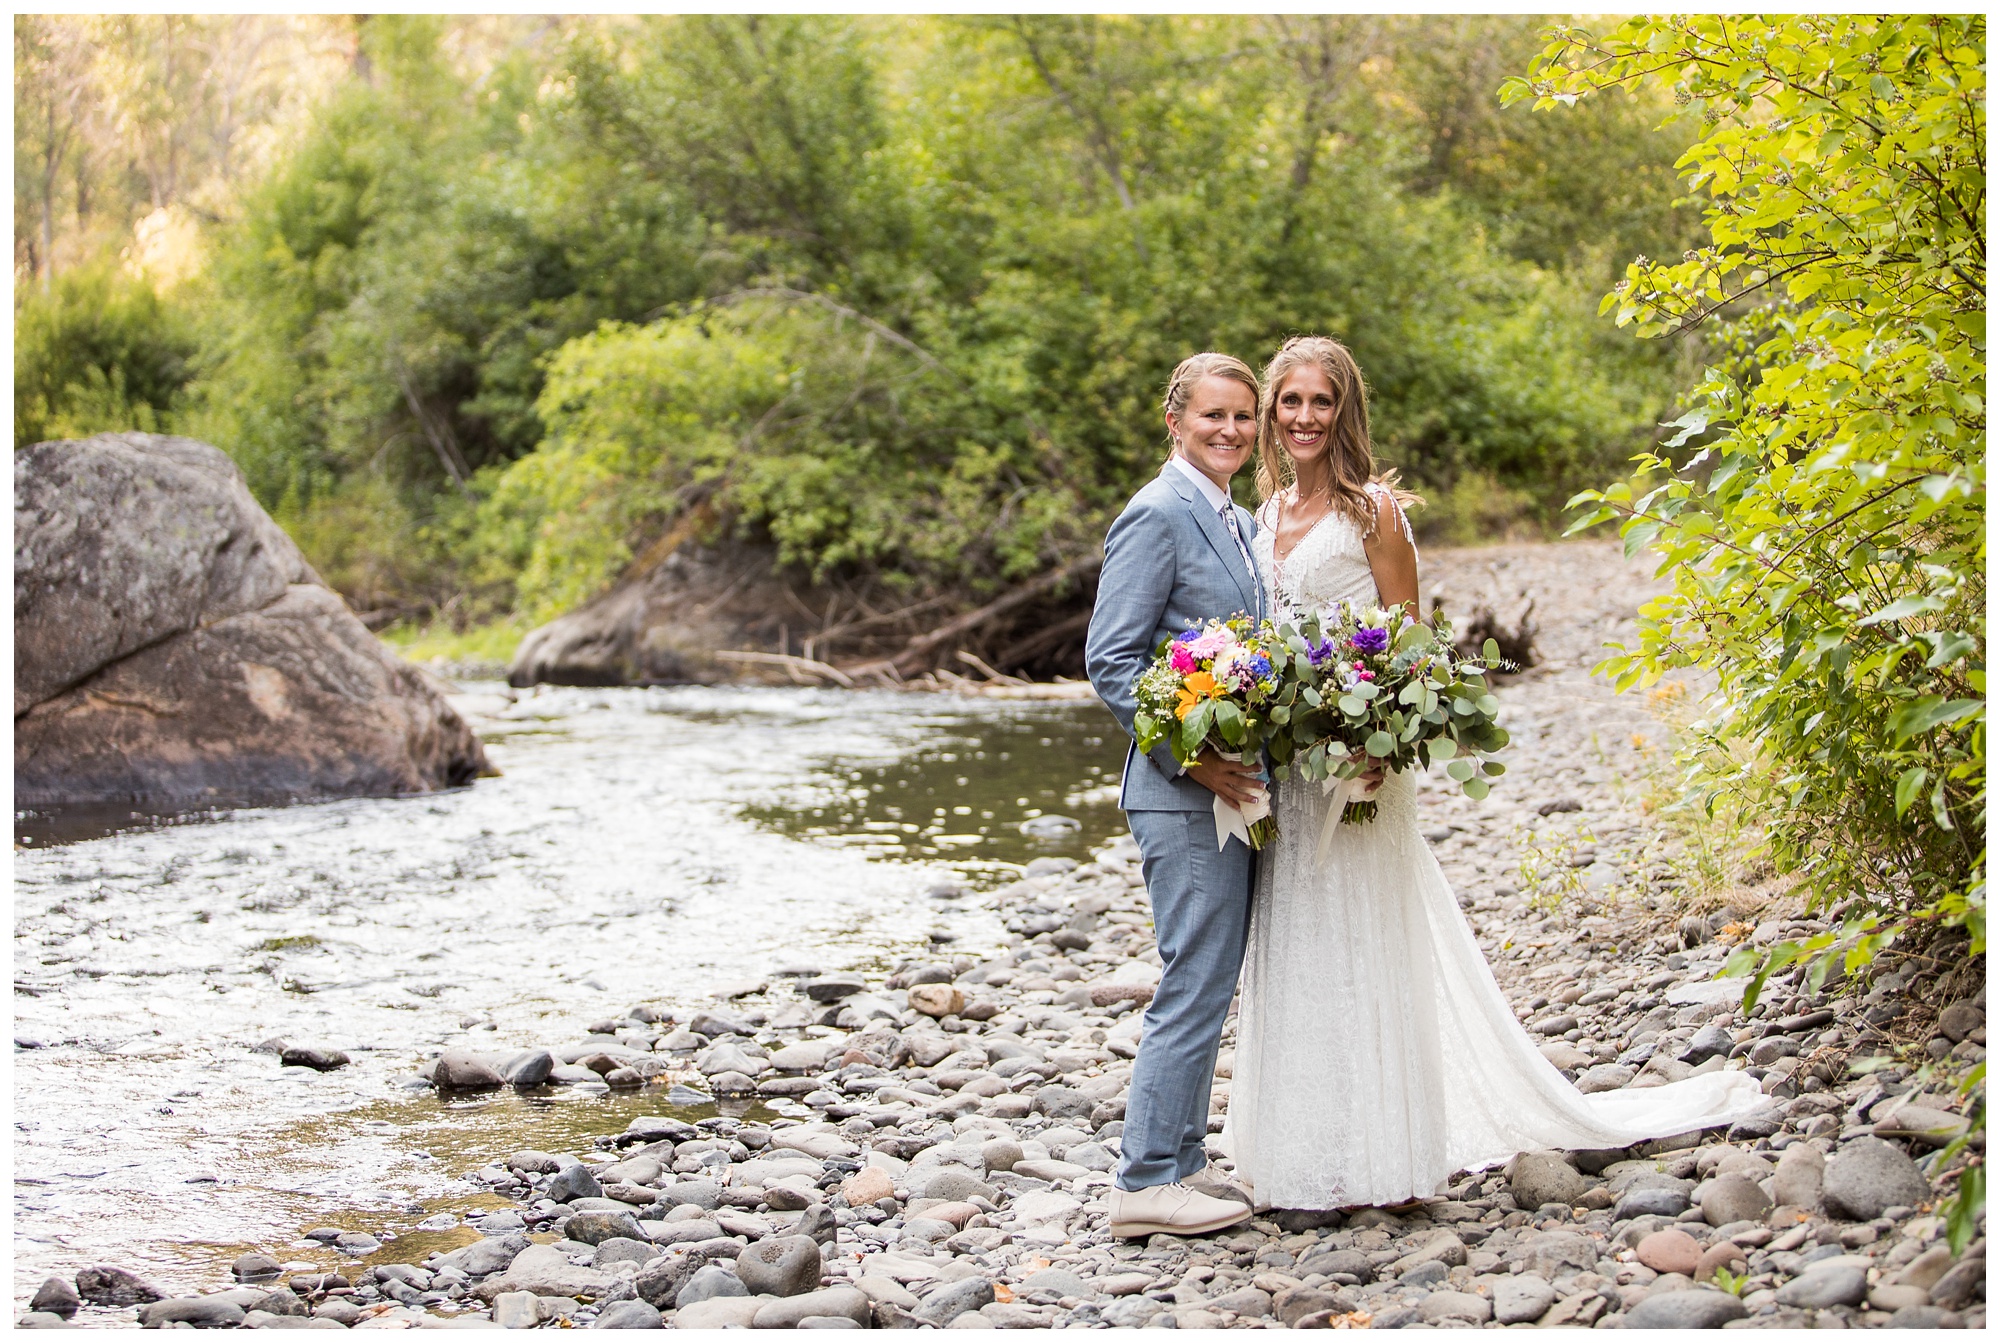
1223, 336, 1765, 1211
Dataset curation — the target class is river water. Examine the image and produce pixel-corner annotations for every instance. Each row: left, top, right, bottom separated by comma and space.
11, 684, 1127, 1306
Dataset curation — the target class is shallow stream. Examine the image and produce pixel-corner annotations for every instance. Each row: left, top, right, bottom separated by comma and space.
11, 684, 1126, 1305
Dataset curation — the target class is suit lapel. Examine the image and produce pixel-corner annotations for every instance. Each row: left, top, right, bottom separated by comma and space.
1161, 463, 1259, 617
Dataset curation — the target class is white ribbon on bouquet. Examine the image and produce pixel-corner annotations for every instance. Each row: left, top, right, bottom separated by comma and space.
1314, 770, 1381, 867
1211, 751, 1270, 851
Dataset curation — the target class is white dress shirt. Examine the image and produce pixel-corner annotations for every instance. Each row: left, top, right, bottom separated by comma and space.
1168, 453, 1237, 515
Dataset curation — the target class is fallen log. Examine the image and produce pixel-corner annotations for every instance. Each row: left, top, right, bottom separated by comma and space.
998, 608, 1093, 670
864, 555, 1101, 679
954, 650, 1031, 687
805, 591, 957, 662
712, 650, 857, 688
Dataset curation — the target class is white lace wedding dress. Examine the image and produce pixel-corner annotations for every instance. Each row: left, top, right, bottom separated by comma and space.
1221, 485, 1765, 1210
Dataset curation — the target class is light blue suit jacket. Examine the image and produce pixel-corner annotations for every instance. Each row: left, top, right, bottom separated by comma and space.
1086, 462, 1265, 813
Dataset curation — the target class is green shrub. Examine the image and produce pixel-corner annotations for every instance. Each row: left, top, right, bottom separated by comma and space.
1517, 13, 1984, 1243
471, 299, 1059, 624
270, 473, 467, 620
1520, 11, 1985, 1045
14, 259, 196, 447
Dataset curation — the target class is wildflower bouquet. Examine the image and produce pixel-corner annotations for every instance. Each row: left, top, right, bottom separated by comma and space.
1133, 617, 1284, 849
1269, 604, 1512, 836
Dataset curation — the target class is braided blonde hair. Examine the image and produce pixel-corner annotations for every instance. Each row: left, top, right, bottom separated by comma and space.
1162, 351, 1261, 451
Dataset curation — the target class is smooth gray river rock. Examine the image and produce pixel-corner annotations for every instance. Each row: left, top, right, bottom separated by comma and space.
1492, 1274, 1557, 1324
138, 1296, 247, 1327
478, 1245, 616, 1300
231, 1252, 284, 1281
75, 1265, 166, 1306
1821, 1137, 1932, 1220
736, 1235, 823, 1297
28, 1278, 80, 1317
675, 1264, 749, 1308
1509, 1151, 1586, 1208
1624, 1290, 1748, 1329
545, 1164, 605, 1204
432, 1049, 505, 1090
753, 1287, 873, 1329
591, 1298, 665, 1329
565, 1211, 644, 1246
1776, 1263, 1870, 1309
1699, 1173, 1772, 1226
434, 1234, 530, 1278
279, 1046, 350, 1072
915, 1277, 996, 1325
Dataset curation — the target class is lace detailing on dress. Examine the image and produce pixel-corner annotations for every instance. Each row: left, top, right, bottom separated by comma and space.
1254, 485, 1415, 624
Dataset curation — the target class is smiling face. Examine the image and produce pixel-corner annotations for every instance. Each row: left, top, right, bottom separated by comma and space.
1272, 364, 1338, 471
1166, 374, 1259, 491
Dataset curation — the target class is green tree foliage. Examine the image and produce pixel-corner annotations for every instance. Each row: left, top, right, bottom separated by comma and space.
1385, 15, 1705, 275
482, 300, 993, 622
35, 16, 1701, 622
12, 15, 352, 282
423, 16, 1686, 616
14, 258, 196, 446
1517, 17, 1985, 1014
457, 17, 1689, 615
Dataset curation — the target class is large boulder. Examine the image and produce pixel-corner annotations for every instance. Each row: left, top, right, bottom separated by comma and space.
15, 433, 488, 807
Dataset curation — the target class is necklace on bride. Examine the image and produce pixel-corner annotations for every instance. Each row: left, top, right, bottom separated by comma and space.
1275, 485, 1337, 568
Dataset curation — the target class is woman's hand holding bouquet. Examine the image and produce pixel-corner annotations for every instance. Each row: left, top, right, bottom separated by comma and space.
1262, 604, 1512, 858
1133, 617, 1284, 849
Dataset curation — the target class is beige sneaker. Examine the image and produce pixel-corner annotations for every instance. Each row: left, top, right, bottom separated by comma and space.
1106, 1182, 1254, 1238
1184, 1166, 1254, 1209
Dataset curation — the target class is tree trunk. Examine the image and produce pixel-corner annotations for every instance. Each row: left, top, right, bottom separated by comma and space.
41, 98, 58, 290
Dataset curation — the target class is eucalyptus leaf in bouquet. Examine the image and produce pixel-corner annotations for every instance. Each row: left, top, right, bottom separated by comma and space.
1265, 604, 1513, 826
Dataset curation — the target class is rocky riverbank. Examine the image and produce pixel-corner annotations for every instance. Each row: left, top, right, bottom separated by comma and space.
18, 543, 1984, 1330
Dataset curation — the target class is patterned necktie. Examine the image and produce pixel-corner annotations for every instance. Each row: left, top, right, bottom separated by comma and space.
1220, 504, 1259, 615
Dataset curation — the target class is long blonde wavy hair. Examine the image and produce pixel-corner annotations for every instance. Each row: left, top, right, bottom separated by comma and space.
1255, 335, 1420, 536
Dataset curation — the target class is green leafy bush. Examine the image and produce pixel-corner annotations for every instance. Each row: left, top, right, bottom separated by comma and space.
1515, 12, 1983, 1241
1516, 7, 1984, 1124
162, 15, 1696, 621
474, 298, 1084, 624
14, 259, 196, 447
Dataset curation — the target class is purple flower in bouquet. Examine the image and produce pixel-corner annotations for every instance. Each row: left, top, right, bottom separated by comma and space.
1348, 626, 1390, 654
1305, 635, 1338, 667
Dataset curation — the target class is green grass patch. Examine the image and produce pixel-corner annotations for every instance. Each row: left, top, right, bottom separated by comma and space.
381, 618, 527, 670
254, 935, 323, 952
